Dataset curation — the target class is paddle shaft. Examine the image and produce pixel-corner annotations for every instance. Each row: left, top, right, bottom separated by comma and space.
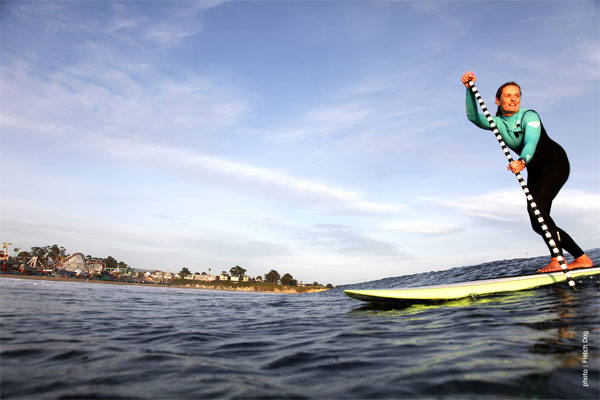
467, 80, 576, 290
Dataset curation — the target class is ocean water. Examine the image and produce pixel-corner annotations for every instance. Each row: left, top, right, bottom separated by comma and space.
1, 250, 599, 399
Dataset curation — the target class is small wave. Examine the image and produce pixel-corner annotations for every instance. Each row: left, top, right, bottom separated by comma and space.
341, 248, 600, 290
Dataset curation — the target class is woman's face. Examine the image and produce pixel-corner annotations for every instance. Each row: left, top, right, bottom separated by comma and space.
496, 85, 521, 117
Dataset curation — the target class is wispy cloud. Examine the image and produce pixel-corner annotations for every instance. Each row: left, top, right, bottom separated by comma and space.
426, 189, 530, 224
1, 52, 248, 143
427, 189, 600, 226
304, 223, 406, 258
107, 1, 222, 46
263, 71, 447, 154
258, 220, 409, 259
2, 1, 242, 142
266, 101, 377, 143
380, 220, 462, 235
97, 138, 407, 215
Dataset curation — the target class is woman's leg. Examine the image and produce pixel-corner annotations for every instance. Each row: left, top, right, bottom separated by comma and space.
528, 159, 591, 270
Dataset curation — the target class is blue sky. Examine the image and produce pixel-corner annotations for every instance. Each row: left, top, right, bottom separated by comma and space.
1, 0, 598, 285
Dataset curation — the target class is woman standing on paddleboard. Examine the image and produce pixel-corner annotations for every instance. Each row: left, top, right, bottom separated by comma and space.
460, 71, 593, 272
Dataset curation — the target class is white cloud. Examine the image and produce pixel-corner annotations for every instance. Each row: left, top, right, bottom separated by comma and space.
1, 1, 244, 144
97, 138, 407, 215
299, 223, 407, 258
427, 189, 600, 229
266, 101, 377, 143
1, 54, 248, 144
380, 220, 462, 235
0, 114, 69, 134
538, 190, 596, 217
427, 189, 525, 222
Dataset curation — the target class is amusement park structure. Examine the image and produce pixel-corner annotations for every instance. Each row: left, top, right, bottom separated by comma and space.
2, 244, 153, 282
20, 252, 108, 276
1, 242, 11, 261
55, 253, 106, 275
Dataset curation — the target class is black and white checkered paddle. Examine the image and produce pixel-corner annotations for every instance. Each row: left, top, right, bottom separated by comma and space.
467, 80, 576, 290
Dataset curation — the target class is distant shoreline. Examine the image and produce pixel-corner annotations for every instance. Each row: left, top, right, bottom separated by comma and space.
0, 274, 328, 294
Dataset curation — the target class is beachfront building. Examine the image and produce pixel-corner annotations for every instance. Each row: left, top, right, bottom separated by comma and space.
229, 276, 251, 282
181, 273, 253, 282
184, 273, 217, 282
104, 266, 133, 277
221, 275, 252, 283
144, 270, 172, 282
151, 271, 173, 282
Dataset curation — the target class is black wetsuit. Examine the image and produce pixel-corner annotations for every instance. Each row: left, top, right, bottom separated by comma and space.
523, 111, 584, 259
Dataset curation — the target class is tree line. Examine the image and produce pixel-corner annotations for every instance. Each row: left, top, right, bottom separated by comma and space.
179, 266, 330, 287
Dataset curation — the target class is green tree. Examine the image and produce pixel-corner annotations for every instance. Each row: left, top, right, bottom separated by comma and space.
281, 273, 297, 286
104, 256, 118, 269
47, 245, 66, 265
264, 269, 280, 284
179, 267, 191, 278
17, 251, 30, 263
230, 265, 247, 277
30, 246, 49, 267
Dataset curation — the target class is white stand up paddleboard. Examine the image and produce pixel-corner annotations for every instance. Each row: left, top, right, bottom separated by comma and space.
345, 267, 600, 303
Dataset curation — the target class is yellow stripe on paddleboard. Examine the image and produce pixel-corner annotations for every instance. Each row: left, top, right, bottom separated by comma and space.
345, 267, 600, 302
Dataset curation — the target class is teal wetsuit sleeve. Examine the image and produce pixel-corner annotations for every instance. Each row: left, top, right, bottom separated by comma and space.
520, 111, 542, 163
465, 89, 492, 130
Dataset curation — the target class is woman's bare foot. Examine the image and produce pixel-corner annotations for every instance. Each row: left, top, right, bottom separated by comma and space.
536, 257, 560, 273
568, 254, 594, 270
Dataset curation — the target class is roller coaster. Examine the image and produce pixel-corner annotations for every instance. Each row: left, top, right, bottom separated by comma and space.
55, 253, 106, 275
4, 252, 105, 276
